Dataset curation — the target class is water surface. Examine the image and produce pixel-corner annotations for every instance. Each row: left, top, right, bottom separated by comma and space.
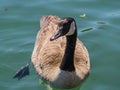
0, 0, 120, 90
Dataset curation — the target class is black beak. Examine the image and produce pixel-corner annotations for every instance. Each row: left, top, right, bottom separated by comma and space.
50, 29, 62, 41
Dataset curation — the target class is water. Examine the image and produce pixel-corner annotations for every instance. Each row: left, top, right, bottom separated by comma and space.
0, 0, 120, 90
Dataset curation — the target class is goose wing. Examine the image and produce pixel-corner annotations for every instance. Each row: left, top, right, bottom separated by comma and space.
32, 15, 66, 80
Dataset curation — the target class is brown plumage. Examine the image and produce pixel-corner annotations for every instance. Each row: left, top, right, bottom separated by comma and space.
31, 15, 90, 89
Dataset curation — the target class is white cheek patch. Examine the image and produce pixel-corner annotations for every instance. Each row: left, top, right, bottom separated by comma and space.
66, 21, 75, 36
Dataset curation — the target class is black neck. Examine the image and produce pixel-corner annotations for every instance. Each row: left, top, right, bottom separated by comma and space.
60, 29, 77, 72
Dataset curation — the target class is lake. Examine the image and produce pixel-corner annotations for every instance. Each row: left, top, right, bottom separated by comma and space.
0, 0, 120, 90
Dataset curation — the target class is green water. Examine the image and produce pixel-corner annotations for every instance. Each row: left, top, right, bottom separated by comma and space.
0, 0, 120, 90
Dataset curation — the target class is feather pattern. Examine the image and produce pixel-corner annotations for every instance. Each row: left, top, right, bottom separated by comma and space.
32, 15, 90, 88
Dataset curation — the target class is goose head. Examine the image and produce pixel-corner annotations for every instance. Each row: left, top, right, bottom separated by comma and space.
50, 17, 76, 41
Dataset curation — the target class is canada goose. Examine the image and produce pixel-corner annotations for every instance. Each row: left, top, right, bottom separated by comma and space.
31, 15, 90, 89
